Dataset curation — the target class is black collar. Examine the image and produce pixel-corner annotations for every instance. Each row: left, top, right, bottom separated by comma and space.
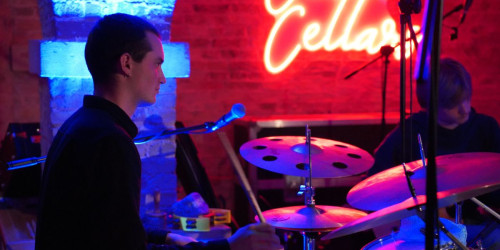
83, 95, 138, 138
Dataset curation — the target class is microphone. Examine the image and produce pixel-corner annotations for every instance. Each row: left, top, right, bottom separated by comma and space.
460, 0, 473, 24
208, 103, 246, 132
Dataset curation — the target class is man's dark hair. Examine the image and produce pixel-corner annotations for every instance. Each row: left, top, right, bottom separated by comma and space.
416, 58, 472, 109
85, 13, 160, 84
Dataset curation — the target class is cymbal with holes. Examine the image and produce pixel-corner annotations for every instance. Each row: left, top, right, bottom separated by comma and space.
257, 205, 367, 232
239, 136, 374, 178
347, 152, 500, 211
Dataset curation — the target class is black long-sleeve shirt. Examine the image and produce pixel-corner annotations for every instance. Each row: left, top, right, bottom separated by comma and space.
35, 95, 228, 250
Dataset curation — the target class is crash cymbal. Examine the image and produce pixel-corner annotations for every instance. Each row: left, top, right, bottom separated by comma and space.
240, 136, 374, 178
347, 152, 500, 211
257, 205, 367, 232
322, 183, 500, 240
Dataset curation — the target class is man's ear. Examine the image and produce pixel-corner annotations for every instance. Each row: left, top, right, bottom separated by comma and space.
119, 53, 133, 77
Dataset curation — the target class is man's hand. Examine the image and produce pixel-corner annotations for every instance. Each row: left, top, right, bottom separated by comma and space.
166, 233, 198, 246
228, 223, 282, 250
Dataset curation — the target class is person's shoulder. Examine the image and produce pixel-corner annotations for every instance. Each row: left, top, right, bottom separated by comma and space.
396, 111, 428, 132
472, 112, 497, 122
58, 107, 131, 145
378, 111, 427, 145
469, 110, 500, 127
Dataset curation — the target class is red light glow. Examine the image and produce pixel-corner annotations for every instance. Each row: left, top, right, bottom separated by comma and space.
264, 0, 422, 74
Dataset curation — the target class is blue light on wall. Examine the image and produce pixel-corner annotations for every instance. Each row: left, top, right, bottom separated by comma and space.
52, 0, 176, 18
29, 40, 190, 78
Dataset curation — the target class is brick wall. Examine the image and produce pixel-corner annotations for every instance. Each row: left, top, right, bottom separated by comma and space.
0, 0, 42, 143
171, 0, 500, 214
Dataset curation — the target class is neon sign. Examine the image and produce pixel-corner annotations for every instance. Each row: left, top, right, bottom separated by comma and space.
264, 0, 422, 74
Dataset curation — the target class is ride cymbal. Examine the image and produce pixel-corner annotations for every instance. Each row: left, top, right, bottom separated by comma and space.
322, 183, 500, 240
347, 152, 500, 211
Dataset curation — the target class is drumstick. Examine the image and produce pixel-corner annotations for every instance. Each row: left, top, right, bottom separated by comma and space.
217, 131, 266, 223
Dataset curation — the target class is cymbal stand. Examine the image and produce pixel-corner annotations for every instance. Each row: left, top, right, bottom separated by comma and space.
297, 126, 315, 206
420, 134, 466, 226
470, 198, 500, 222
408, 134, 468, 249
455, 202, 463, 224
399, 180, 467, 250
296, 125, 316, 250
469, 198, 500, 248
300, 232, 320, 250
344, 45, 395, 142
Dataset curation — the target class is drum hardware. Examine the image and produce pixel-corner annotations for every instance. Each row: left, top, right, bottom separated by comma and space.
329, 138, 500, 249
417, 134, 464, 248
344, 143, 500, 248
298, 127, 315, 207
459, 204, 499, 248
469, 222, 496, 250
469, 197, 500, 221
455, 202, 463, 224
239, 125, 500, 249
415, 138, 500, 248
300, 127, 318, 250
248, 126, 368, 250
432, 216, 467, 250
301, 232, 320, 250
284, 175, 305, 203
401, 135, 467, 250
420, 134, 464, 229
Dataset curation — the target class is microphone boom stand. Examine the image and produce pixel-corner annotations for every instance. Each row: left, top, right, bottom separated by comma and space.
381, 46, 395, 139
344, 45, 395, 141
7, 121, 221, 170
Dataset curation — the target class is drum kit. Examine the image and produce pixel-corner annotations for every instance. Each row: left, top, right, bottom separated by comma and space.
237, 127, 500, 250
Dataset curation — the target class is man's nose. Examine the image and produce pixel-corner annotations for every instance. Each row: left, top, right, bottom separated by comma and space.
159, 67, 166, 84
458, 102, 470, 115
